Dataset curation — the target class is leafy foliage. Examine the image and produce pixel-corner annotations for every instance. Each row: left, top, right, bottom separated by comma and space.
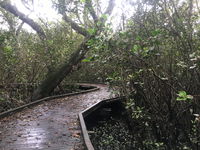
75, 0, 200, 149
90, 119, 135, 150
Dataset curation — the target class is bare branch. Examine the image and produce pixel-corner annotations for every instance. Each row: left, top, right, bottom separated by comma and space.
0, 1, 46, 40
16, 21, 24, 36
62, 14, 90, 37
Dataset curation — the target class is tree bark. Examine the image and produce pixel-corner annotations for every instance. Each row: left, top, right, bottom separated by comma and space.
62, 14, 90, 37
31, 36, 92, 100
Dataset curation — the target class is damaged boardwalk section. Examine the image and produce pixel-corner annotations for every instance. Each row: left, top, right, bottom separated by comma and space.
0, 84, 111, 150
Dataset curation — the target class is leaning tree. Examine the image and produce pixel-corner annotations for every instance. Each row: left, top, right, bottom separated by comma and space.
0, 0, 115, 100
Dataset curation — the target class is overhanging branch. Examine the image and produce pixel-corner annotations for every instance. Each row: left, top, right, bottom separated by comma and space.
0, 1, 46, 40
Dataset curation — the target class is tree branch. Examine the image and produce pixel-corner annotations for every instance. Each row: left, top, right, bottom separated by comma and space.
16, 21, 24, 36
0, 1, 46, 40
31, 35, 93, 100
104, 0, 115, 16
62, 14, 90, 37
95, 0, 115, 31
85, 0, 99, 23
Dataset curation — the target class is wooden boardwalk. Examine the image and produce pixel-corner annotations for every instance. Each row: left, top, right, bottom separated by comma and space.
0, 84, 111, 150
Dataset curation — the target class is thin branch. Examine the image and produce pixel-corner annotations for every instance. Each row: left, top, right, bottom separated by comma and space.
16, 21, 24, 36
75, 5, 84, 25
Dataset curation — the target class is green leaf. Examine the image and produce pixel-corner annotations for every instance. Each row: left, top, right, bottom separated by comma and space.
87, 28, 96, 35
177, 91, 187, 97
136, 36, 142, 41
4, 45, 12, 53
47, 40, 53, 45
151, 29, 161, 36
87, 39, 95, 46
131, 45, 140, 53
176, 97, 186, 101
82, 59, 90, 62
176, 91, 193, 101
82, 56, 93, 62
101, 14, 108, 20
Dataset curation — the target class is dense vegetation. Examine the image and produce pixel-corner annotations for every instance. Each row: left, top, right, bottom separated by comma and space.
0, 0, 200, 149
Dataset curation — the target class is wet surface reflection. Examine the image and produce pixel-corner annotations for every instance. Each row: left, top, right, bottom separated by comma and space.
0, 84, 112, 150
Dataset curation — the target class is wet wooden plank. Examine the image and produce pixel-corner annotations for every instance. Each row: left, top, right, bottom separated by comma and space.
0, 84, 112, 150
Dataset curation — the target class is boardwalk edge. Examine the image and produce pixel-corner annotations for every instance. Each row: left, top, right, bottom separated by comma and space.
78, 97, 122, 150
0, 85, 99, 119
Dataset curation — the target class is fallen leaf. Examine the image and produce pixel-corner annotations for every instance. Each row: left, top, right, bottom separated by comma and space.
72, 133, 80, 138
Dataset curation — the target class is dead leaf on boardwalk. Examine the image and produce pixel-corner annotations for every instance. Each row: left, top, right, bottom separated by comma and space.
72, 133, 80, 138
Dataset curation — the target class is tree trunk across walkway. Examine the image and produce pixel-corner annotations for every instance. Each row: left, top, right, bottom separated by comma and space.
0, 84, 112, 150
